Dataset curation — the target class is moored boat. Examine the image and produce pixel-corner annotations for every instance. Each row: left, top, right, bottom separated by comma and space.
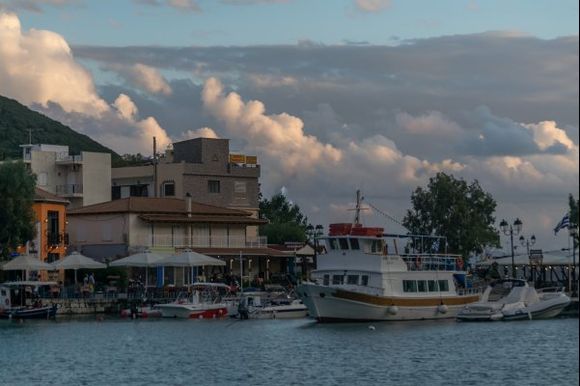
0, 281, 58, 320
296, 192, 480, 322
237, 291, 308, 319
156, 282, 229, 319
456, 279, 571, 321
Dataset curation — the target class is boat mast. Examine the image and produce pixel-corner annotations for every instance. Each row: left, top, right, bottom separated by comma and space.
354, 189, 362, 226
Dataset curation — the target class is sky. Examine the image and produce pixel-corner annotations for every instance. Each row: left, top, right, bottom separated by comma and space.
0, 0, 578, 255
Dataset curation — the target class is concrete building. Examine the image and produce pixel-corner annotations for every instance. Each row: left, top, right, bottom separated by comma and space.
67, 196, 286, 286
20, 144, 111, 209
111, 137, 260, 218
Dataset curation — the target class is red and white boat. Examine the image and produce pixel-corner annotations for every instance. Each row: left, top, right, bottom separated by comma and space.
156, 283, 229, 319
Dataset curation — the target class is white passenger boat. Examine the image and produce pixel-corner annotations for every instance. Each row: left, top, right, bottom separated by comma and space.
456, 279, 571, 321
296, 193, 480, 323
156, 283, 229, 319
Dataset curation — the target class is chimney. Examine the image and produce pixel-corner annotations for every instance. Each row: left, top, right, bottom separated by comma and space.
186, 192, 192, 218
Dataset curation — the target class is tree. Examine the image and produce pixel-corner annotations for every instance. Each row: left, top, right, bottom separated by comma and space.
0, 161, 36, 259
402, 172, 499, 259
259, 193, 308, 244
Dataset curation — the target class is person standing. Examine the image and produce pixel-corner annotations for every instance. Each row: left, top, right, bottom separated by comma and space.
89, 273, 96, 294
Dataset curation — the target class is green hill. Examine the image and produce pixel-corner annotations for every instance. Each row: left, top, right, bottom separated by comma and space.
0, 95, 124, 166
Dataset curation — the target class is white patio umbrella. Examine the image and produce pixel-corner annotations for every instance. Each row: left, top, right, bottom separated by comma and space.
1, 254, 52, 280
158, 249, 225, 284
50, 251, 106, 284
109, 250, 169, 287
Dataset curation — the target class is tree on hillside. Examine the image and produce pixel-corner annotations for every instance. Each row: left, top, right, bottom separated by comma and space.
402, 172, 499, 260
259, 193, 308, 244
0, 162, 36, 259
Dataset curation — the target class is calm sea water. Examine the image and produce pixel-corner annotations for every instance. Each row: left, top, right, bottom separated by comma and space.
1, 316, 578, 386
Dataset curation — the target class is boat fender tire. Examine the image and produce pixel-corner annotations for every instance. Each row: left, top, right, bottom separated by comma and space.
387, 306, 398, 315
438, 304, 449, 314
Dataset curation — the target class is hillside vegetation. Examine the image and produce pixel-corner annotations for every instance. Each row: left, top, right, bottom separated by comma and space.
0, 95, 124, 166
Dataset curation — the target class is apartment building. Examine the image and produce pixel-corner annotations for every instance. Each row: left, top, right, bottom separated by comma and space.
20, 144, 111, 209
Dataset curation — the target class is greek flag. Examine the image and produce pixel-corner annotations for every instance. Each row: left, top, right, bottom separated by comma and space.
553, 213, 570, 235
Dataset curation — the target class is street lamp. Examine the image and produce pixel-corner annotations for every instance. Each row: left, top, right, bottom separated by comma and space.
500, 218, 522, 278
570, 227, 578, 296
519, 234, 536, 282
306, 224, 324, 270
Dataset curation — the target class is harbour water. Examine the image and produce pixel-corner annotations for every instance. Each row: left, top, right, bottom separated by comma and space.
1, 317, 578, 386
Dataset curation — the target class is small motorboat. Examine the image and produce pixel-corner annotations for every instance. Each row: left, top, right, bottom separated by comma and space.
120, 306, 162, 318
155, 283, 229, 319
457, 279, 570, 321
1, 281, 58, 320
236, 291, 308, 319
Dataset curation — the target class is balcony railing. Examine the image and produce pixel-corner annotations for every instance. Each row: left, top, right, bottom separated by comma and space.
134, 235, 268, 249
56, 153, 83, 164
56, 184, 83, 196
45, 232, 69, 248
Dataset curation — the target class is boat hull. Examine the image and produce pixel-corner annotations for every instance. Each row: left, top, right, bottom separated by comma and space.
249, 304, 308, 319
156, 303, 228, 319
0, 305, 57, 320
297, 283, 478, 322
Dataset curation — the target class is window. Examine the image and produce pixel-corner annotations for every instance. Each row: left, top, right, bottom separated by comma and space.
438, 280, 449, 292
111, 186, 121, 200
332, 275, 344, 285
329, 239, 339, 250
338, 238, 349, 250
417, 280, 427, 292
234, 181, 247, 194
347, 275, 359, 285
403, 280, 417, 292
349, 238, 360, 250
38, 172, 48, 186
163, 182, 175, 197
361, 275, 369, 286
47, 253, 59, 264
208, 180, 220, 193
371, 240, 383, 253
47, 211, 59, 245
323, 274, 330, 285
130, 184, 148, 197
428, 280, 438, 292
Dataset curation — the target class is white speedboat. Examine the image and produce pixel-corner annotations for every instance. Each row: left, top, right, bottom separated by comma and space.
457, 279, 571, 321
156, 283, 229, 319
296, 192, 480, 323
238, 291, 308, 319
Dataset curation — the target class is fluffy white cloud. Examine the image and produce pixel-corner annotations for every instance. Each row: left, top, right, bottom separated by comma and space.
127, 64, 173, 96
0, 12, 173, 155
178, 127, 220, 140
0, 12, 109, 116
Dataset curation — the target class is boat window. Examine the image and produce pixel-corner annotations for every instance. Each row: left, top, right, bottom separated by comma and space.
438, 280, 449, 292
349, 238, 360, 250
417, 280, 427, 292
370, 240, 383, 253
428, 280, 438, 292
403, 280, 417, 292
347, 275, 359, 285
329, 238, 339, 250
332, 275, 344, 285
323, 274, 330, 285
361, 275, 369, 286
338, 238, 349, 250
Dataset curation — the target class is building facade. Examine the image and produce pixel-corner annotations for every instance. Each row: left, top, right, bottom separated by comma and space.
67, 197, 286, 286
20, 144, 111, 209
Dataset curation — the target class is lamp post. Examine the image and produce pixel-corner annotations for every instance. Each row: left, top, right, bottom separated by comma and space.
500, 218, 522, 279
306, 224, 324, 270
519, 234, 536, 282
570, 227, 578, 296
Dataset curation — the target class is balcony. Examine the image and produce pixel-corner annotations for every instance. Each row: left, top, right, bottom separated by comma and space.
56, 153, 83, 165
134, 235, 268, 249
56, 184, 83, 197
45, 232, 69, 249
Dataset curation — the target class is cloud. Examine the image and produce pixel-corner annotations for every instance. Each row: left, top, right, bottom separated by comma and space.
354, 0, 391, 13
124, 63, 173, 96
132, 0, 201, 12
178, 127, 220, 140
0, 12, 109, 116
0, 0, 79, 13
0, 12, 173, 155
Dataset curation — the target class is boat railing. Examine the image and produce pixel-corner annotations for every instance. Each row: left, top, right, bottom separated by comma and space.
401, 254, 463, 272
